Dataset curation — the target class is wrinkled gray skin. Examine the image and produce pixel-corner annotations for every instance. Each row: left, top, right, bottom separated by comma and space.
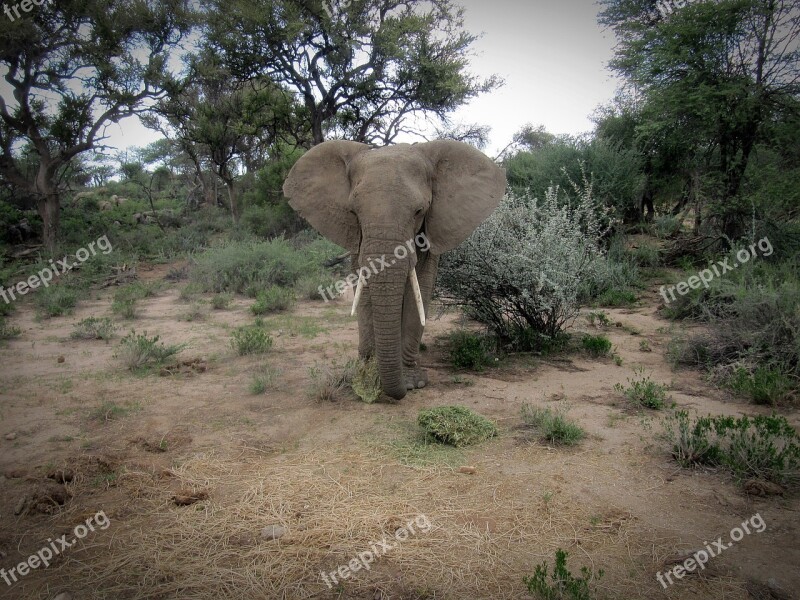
283, 140, 506, 400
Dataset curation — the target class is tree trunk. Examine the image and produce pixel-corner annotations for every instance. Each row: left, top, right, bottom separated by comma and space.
35, 165, 60, 253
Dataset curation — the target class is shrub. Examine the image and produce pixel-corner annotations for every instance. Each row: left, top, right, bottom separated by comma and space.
417, 405, 498, 447
439, 182, 613, 343
581, 334, 612, 357
35, 285, 79, 317
230, 325, 273, 356
294, 273, 340, 301
523, 548, 603, 600
112, 282, 161, 319
117, 331, 185, 370
521, 404, 585, 446
449, 330, 497, 370
351, 358, 382, 404
726, 366, 795, 405
595, 288, 637, 307
614, 368, 671, 409
71, 317, 116, 340
662, 410, 800, 487
211, 293, 233, 310
240, 202, 306, 239
251, 286, 295, 315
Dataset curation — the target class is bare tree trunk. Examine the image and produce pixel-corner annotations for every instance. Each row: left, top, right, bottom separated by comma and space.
35, 165, 60, 253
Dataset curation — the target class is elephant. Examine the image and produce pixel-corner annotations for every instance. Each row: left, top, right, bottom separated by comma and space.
283, 140, 507, 401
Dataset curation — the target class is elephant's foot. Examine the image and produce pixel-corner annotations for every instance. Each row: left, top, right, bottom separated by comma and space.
404, 364, 429, 390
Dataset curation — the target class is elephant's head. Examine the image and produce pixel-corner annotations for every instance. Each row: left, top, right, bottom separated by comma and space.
283, 140, 506, 400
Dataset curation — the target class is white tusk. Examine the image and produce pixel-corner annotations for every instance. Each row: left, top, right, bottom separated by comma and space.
409, 269, 426, 327
351, 275, 364, 317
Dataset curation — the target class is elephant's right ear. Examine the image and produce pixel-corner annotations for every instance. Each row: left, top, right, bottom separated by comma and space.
283, 141, 371, 254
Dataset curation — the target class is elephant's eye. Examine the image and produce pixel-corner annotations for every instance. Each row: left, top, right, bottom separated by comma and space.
415, 208, 424, 217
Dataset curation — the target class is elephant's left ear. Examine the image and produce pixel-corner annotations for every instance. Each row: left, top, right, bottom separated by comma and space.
416, 140, 507, 255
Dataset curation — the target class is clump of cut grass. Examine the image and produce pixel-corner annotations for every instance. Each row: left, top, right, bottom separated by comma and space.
662, 410, 800, 488
231, 325, 273, 356
71, 317, 116, 340
351, 357, 382, 404
581, 334, 612, 357
521, 404, 586, 446
117, 331, 185, 371
417, 405, 498, 447
308, 360, 357, 402
614, 367, 671, 409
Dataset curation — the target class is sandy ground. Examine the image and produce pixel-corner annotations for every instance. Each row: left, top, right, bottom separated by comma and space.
0, 263, 798, 600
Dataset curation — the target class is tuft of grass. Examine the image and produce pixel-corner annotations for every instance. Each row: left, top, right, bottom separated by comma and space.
585, 311, 611, 327
0, 317, 22, 341
448, 330, 497, 370
71, 317, 116, 340
614, 367, 671, 409
90, 400, 142, 422
117, 330, 185, 371
251, 286, 295, 315
725, 366, 795, 405
581, 334, 612, 357
230, 325, 273, 356
351, 357, 382, 404
308, 360, 357, 402
521, 404, 585, 446
523, 548, 603, 600
36, 285, 79, 317
662, 410, 800, 487
249, 366, 281, 394
211, 293, 233, 310
417, 405, 498, 447
294, 273, 340, 301
595, 288, 637, 307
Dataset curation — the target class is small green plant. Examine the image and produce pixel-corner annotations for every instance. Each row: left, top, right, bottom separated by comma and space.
249, 366, 281, 394
585, 311, 611, 327
662, 410, 800, 487
0, 318, 21, 341
308, 360, 356, 402
726, 366, 794, 405
613, 354, 623, 366
448, 330, 496, 370
521, 404, 586, 446
117, 331, 186, 370
211, 293, 233, 310
251, 286, 295, 315
596, 289, 637, 307
417, 405, 498, 447
351, 357, 382, 404
639, 340, 652, 353
71, 317, 116, 340
523, 548, 603, 600
182, 303, 206, 322
231, 325, 273, 356
112, 297, 137, 319
581, 334, 612, 357
614, 367, 670, 409
90, 400, 142, 422
36, 285, 79, 317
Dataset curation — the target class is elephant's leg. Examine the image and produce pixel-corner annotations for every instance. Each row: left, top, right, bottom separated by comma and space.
402, 251, 439, 390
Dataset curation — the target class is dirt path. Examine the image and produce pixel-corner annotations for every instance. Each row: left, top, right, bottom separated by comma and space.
0, 275, 797, 600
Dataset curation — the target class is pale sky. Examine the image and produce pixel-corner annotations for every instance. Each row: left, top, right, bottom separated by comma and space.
99, 0, 620, 159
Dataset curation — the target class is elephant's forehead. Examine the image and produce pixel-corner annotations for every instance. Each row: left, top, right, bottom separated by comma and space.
351, 147, 430, 179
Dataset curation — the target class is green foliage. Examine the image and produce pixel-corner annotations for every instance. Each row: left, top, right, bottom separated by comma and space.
71, 317, 116, 340
614, 368, 670, 409
351, 358, 382, 404
726, 367, 795, 406
521, 405, 586, 446
241, 202, 306, 239
662, 411, 800, 487
90, 400, 142, 422
35, 285, 79, 318
417, 405, 498, 447
117, 331, 185, 371
448, 330, 497, 371
523, 548, 603, 600
294, 273, 340, 301
595, 288, 637, 307
211, 293, 233, 310
0, 317, 21, 342
585, 311, 611, 327
581, 334, 612, 357
230, 325, 273, 356
249, 366, 281, 394
251, 286, 295, 315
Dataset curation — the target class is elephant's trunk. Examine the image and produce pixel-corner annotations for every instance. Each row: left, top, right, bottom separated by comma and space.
361, 243, 412, 401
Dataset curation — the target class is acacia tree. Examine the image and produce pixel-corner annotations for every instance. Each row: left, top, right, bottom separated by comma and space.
0, 0, 193, 251
599, 0, 800, 235
203, 0, 500, 146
